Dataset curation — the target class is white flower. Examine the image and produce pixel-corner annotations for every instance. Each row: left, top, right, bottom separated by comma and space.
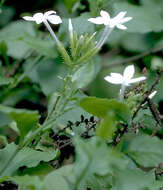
104, 65, 146, 86
148, 91, 157, 99
88, 10, 132, 30
23, 10, 62, 25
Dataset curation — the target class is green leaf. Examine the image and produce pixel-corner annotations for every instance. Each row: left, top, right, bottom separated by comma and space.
96, 114, 117, 140
0, 105, 39, 143
21, 35, 58, 58
125, 134, 163, 167
0, 143, 59, 177
0, 6, 15, 27
114, 2, 163, 33
43, 165, 74, 190
74, 137, 128, 190
148, 181, 163, 190
0, 76, 14, 86
0, 21, 35, 59
112, 169, 154, 190
11, 175, 43, 190
63, 0, 79, 13
26, 58, 67, 95
88, 0, 111, 16
0, 111, 12, 127
72, 61, 95, 88
80, 97, 131, 123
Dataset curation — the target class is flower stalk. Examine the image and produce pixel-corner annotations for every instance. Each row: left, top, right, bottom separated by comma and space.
96, 25, 113, 49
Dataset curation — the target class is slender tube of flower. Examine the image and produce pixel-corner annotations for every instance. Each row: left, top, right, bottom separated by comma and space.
119, 84, 126, 101
96, 25, 113, 49
43, 19, 61, 46
43, 20, 71, 65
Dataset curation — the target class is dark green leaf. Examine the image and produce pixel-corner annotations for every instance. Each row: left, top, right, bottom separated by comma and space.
0, 105, 39, 143
126, 134, 163, 167
80, 97, 131, 123
0, 143, 59, 177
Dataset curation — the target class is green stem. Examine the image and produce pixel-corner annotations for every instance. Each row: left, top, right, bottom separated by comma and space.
43, 20, 72, 66
23, 67, 74, 147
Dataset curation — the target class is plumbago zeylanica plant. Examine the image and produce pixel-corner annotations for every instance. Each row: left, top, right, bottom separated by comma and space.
0, 8, 163, 190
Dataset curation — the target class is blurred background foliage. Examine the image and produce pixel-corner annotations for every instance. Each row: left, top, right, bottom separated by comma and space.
0, 0, 162, 120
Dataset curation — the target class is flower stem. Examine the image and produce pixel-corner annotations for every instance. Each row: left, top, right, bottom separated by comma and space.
43, 20, 72, 65
96, 25, 113, 49
120, 84, 126, 101
43, 20, 60, 46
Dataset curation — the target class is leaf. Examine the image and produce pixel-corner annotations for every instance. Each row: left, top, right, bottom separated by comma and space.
0, 76, 14, 86
72, 56, 101, 89
125, 134, 163, 167
80, 97, 131, 123
113, 2, 163, 33
63, 0, 79, 13
74, 137, 128, 190
0, 143, 59, 177
0, 105, 39, 143
148, 181, 163, 190
43, 165, 74, 190
72, 61, 95, 89
0, 111, 12, 127
0, 21, 35, 59
96, 114, 117, 140
88, 0, 111, 16
112, 168, 154, 190
27, 58, 67, 95
21, 35, 58, 58
11, 175, 43, 190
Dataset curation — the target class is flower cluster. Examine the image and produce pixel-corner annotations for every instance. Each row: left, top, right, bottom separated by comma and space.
23, 11, 62, 25
104, 65, 146, 86
23, 10, 147, 101
88, 10, 132, 30
104, 65, 146, 100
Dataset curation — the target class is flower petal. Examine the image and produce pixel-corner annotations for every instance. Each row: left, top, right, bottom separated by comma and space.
110, 73, 123, 80
116, 24, 127, 30
129, 76, 146, 84
148, 91, 157, 99
112, 11, 127, 24
47, 15, 62, 24
88, 17, 104, 25
100, 10, 110, 25
120, 16, 132, 24
123, 65, 135, 80
44, 10, 56, 18
104, 76, 122, 84
22, 16, 35, 22
33, 13, 44, 24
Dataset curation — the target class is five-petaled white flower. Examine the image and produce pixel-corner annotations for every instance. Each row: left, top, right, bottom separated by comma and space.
88, 10, 132, 30
104, 65, 146, 86
23, 11, 62, 25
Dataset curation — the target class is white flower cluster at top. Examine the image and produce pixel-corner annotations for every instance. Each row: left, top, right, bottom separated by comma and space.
22, 10, 153, 101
